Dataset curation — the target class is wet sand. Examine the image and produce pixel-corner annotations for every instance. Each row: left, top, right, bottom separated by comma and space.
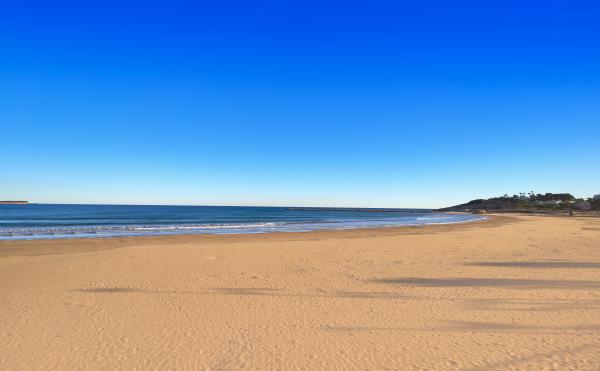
1, 215, 600, 369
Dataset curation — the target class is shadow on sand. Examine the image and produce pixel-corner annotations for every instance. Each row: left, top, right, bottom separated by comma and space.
465, 261, 600, 269
372, 277, 600, 289
76, 287, 408, 299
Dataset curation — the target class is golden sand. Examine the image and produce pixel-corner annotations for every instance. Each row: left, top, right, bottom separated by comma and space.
1, 215, 600, 369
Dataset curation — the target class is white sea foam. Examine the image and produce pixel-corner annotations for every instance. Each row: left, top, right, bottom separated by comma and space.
131, 223, 281, 231
0, 215, 486, 241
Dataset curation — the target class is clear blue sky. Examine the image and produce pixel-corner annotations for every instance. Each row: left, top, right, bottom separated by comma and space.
1, 1, 599, 208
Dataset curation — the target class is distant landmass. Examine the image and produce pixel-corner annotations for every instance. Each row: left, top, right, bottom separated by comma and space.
439, 193, 600, 213
0, 200, 29, 204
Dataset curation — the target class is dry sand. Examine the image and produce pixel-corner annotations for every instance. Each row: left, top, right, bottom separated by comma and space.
1, 214, 600, 370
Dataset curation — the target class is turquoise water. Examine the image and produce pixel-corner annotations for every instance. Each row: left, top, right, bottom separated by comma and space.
0, 204, 484, 240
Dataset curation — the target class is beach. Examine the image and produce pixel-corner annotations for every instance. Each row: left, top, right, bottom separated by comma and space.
1, 214, 600, 369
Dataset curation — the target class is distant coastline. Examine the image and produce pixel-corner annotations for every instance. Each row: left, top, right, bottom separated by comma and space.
438, 192, 600, 214
0, 201, 29, 205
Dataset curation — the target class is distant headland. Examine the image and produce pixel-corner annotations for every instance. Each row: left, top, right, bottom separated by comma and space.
438, 192, 600, 213
0, 200, 29, 205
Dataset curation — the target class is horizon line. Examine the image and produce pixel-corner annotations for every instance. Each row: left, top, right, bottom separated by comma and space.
3, 202, 436, 210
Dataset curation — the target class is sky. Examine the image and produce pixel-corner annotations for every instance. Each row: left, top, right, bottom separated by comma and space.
1, 0, 599, 208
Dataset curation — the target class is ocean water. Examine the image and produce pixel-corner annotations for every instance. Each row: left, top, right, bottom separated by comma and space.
0, 204, 485, 241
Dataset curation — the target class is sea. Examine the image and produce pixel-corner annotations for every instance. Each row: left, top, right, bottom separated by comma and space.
0, 204, 485, 241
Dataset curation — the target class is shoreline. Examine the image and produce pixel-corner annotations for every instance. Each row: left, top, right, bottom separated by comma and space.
0, 215, 498, 257
0, 213, 486, 245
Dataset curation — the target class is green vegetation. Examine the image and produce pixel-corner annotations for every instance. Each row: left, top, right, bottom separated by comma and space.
439, 192, 599, 213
